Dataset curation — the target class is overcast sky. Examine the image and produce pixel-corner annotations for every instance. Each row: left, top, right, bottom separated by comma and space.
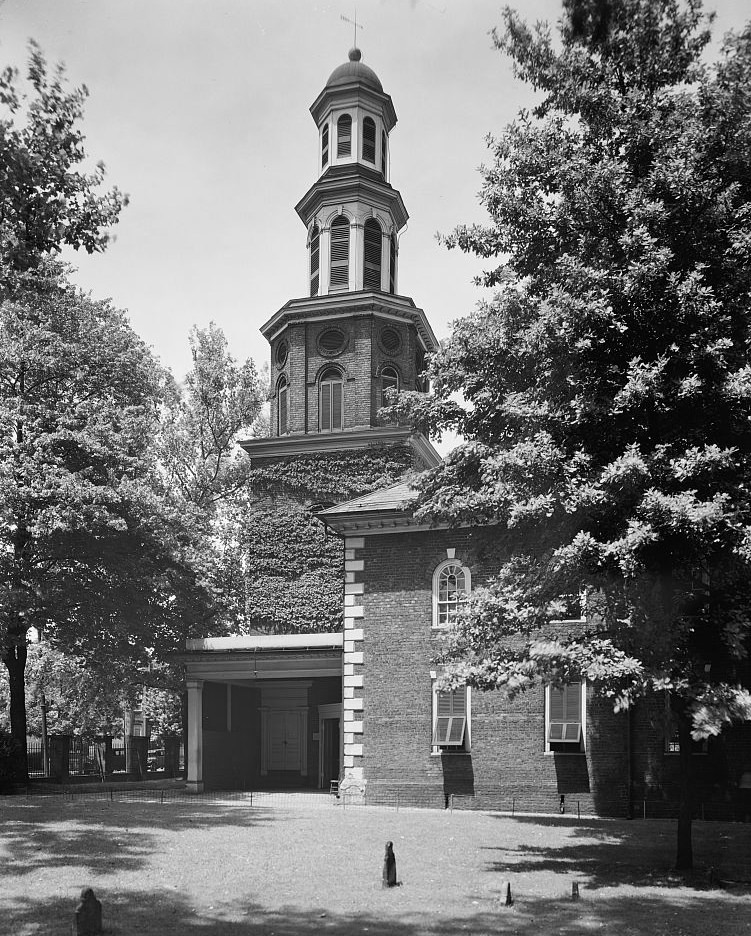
1, 0, 749, 398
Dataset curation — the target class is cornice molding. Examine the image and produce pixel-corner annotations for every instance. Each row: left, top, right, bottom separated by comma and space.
239, 426, 441, 467
261, 291, 438, 352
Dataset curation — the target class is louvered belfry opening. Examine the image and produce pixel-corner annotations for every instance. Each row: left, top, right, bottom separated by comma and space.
362, 117, 376, 163
321, 123, 329, 168
363, 218, 382, 291
309, 224, 320, 296
389, 233, 396, 293
277, 376, 289, 435
329, 215, 350, 291
380, 366, 398, 410
319, 367, 343, 432
337, 114, 352, 158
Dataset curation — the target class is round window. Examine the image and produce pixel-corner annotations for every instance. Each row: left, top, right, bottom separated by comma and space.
318, 328, 346, 356
380, 326, 401, 354
275, 340, 289, 368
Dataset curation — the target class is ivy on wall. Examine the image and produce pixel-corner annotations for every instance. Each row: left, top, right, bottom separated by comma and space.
222, 444, 416, 634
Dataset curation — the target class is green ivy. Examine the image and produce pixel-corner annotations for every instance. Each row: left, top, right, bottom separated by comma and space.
223, 444, 415, 634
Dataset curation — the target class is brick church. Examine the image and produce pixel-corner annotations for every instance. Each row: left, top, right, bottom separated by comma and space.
182, 49, 751, 816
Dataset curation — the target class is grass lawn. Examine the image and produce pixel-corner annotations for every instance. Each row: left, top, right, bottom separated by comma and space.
1, 793, 750, 935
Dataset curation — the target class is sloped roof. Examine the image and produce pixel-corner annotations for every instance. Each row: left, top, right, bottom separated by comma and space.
319, 481, 417, 517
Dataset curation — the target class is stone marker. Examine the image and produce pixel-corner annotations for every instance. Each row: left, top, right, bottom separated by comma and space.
73, 887, 102, 936
382, 841, 397, 888
571, 882, 580, 901
503, 881, 513, 906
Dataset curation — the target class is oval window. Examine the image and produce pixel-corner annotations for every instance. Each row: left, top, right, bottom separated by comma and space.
380, 327, 401, 354
276, 340, 289, 368
318, 328, 346, 356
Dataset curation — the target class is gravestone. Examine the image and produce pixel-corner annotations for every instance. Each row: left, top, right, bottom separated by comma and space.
382, 841, 397, 888
73, 887, 102, 935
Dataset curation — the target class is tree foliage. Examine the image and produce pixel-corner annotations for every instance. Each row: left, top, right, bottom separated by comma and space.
0, 46, 214, 779
392, 0, 751, 868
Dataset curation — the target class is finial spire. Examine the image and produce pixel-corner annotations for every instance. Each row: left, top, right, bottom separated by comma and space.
340, 12, 364, 51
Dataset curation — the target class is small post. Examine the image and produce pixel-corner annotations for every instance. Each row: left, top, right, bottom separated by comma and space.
73, 887, 102, 935
396, 790, 400, 812
577, 800, 581, 820
643, 799, 646, 819
382, 841, 397, 888
559, 794, 565, 814
503, 881, 513, 906
571, 882, 580, 901
450, 793, 454, 814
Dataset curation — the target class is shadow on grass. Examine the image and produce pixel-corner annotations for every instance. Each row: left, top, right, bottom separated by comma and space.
484, 814, 751, 891
0, 801, 275, 879
5, 888, 751, 936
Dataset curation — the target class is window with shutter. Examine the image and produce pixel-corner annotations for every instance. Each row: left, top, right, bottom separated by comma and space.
329, 216, 350, 291
309, 225, 320, 297
363, 218, 382, 291
432, 686, 469, 751
321, 124, 329, 168
546, 683, 584, 751
337, 114, 352, 158
362, 117, 376, 163
319, 368, 343, 432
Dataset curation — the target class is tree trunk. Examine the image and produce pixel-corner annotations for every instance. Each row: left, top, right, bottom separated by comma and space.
675, 705, 694, 871
2, 644, 29, 783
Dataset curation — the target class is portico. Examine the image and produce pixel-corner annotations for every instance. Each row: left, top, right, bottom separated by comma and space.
182, 634, 343, 793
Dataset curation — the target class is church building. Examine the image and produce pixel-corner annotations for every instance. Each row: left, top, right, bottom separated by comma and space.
182, 49, 750, 817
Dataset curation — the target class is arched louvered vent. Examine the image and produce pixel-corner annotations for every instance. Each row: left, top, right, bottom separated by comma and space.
381, 366, 399, 410
319, 367, 343, 432
389, 233, 397, 294
318, 328, 345, 356
310, 225, 320, 297
363, 117, 376, 163
381, 130, 387, 176
363, 218, 382, 291
277, 376, 289, 435
329, 216, 349, 291
275, 340, 288, 368
321, 124, 329, 168
337, 114, 352, 158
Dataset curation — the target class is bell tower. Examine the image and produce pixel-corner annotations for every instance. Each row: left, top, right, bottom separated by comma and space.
241, 48, 439, 469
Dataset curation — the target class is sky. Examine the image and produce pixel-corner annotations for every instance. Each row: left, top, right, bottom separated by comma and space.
0, 0, 749, 411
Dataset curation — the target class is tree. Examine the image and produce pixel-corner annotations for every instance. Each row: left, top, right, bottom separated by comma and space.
392, 0, 751, 870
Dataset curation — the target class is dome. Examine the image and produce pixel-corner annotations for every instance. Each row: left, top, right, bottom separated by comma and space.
326, 48, 383, 93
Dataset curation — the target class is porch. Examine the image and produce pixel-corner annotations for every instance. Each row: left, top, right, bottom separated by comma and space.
181, 633, 343, 793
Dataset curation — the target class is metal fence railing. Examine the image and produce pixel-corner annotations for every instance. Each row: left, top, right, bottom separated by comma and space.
25, 737, 184, 779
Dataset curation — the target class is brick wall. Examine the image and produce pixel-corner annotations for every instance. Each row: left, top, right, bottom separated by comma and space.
352, 527, 631, 816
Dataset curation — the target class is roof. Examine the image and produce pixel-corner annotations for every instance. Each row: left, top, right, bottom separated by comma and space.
185, 633, 343, 653
326, 48, 383, 92
319, 481, 417, 517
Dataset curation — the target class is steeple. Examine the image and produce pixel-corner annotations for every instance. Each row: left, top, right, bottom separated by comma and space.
241, 50, 440, 469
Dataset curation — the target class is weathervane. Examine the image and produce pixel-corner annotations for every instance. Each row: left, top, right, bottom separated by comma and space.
340, 12, 364, 48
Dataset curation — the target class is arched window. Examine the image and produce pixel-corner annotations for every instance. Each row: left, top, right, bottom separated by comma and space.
432, 560, 471, 627
381, 366, 398, 410
319, 368, 343, 432
277, 376, 289, 435
363, 218, 382, 291
329, 215, 350, 291
381, 130, 387, 176
321, 124, 329, 168
389, 233, 396, 294
337, 114, 352, 158
362, 117, 376, 163
309, 224, 320, 297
